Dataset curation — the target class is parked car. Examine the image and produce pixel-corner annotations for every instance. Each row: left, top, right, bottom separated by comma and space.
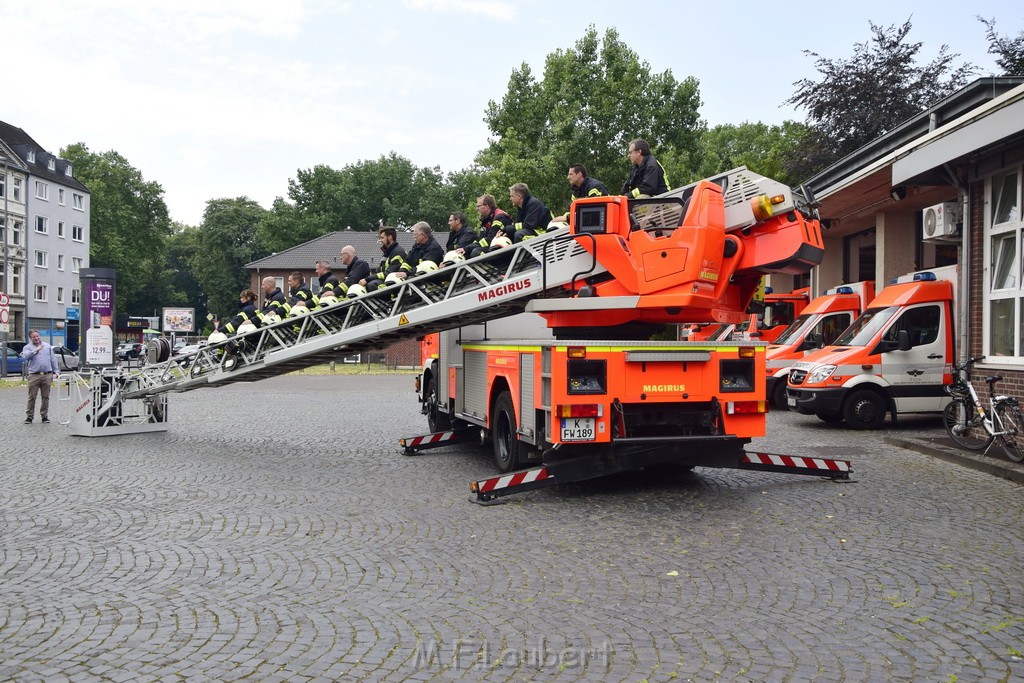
2, 348, 25, 375
116, 342, 145, 360
53, 346, 80, 370
7, 340, 27, 354
173, 343, 203, 368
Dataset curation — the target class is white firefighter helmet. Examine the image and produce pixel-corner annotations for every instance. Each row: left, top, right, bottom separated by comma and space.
319, 291, 338, 306
208, 331, 228, 345
547, 219, 570, 232
290, 302, 310, 317
442, 250, 465, 266
236, 321, 258, 335
262, 311, 282, 325
385, 272, 404, 286
416, 260, 439, 275
490, 235, 513, 249
347, 283, 368, 298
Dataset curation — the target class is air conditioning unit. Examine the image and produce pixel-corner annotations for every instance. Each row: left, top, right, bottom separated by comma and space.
922, 202, 959, 241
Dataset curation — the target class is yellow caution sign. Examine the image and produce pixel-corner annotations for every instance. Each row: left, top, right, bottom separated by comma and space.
398, 314, 410, 326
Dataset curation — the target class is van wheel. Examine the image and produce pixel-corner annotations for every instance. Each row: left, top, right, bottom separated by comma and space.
771, 381, 789, 410
843, 390, 887, 430
425, 377, 450, 433
491, 391, 521, 473
817, 413, 844, 423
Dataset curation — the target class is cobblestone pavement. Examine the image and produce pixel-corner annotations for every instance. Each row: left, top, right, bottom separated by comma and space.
1, 374, 1022, 682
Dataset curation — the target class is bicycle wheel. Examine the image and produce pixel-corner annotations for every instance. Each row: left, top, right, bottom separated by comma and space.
994, 402, 1024, 462
943, 398, 993, 451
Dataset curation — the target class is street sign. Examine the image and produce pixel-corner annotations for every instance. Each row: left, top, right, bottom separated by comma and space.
0, 291, 9, 333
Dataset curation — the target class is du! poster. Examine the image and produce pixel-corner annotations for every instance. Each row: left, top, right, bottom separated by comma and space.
84, 278, 115, 366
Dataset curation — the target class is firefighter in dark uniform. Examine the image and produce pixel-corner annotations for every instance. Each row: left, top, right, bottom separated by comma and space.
220, 289, 263, 334
622, 138, 670, 198
314, 260, 342, 304
555, 164, 609, 223
339, 245, 371, 294
467, 194, 513, 258
400, 221, 445, 278
260, 276, 290, 320
509, 182, 553, 243
445, 211, 478, 256
364, 226, 409, 291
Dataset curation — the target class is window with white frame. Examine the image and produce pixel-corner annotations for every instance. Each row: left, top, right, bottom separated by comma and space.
58, 221, 65, 238
73, 193, 84, 210
57, 254, 65, 270
12, 265, 22, 295
34, 284, 47, 302
72, 224, 84, 241
12, 219, 22, 246
35, 250, 48, 268
57, 286, 64, 304
0, 172, 4, 198
72, 288, 81, 304
35, 215, 48, 234
13, 177, 21, 201
985, 167, 1023, 362
47, 159, 55, 171
72, 256, 82, 273
35, 180, 48, 200
58, 188, 66, 205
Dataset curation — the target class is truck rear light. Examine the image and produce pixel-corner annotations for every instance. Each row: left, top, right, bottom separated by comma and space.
567, 347, 587, 359
726, 400, 766, 414
738, 347, 755, 358
558, 404, 603, 418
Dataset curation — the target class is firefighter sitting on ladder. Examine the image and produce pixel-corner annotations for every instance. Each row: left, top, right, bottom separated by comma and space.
508, 182, 553, 242
260, 276, 290, 322
287, 271, 319, 314
467, 194, 513, 258
220, 289, 263, 334
364, 226, 409, 291
314, 260, 342, 306
397, 221, 445, 279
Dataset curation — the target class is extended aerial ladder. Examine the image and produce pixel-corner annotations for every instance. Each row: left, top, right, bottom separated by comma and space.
66, 167, 822, 437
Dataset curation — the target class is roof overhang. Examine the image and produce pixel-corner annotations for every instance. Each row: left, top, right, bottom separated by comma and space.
893, 84, 1024, 186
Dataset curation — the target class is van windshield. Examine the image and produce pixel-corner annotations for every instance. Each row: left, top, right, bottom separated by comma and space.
832, 306, 898, 347
772, 314, 816, 346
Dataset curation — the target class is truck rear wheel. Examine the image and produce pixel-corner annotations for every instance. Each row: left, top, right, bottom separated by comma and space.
425, 377, 450, 433
491, 391, 521, 473
842, 389, 886, 430
771, 381, 789, 410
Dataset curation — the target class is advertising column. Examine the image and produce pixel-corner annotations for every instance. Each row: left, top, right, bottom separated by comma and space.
80, 268, 116, 367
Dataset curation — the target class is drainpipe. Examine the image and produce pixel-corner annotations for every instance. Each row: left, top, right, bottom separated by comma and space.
944, 163, 969, 366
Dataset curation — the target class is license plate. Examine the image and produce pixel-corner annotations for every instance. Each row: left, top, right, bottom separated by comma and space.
560, 417, 595, 442
787, 396, 797, 407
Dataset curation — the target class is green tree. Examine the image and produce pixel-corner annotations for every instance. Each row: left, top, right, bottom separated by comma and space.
691, 121, 809, 187
164, 222, 209, 327
190, 197, 267, 321
61, 143, 173, 315
478, 25, 704, 211
979, 17, 1024, 76
785, 18, 976, 179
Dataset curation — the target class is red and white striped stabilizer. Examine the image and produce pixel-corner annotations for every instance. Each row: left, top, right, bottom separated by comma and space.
400, 430, 466, 453
472, 467, 554, 499
740, 451, 852, 477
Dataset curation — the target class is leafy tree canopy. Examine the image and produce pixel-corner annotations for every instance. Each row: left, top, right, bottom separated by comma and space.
784, 18, 976, 179
478, 25, 704, 214
61, 143, 173, 316
190, 197, 267, 320
691, 121, 809, 188
979, 16, 1024, 76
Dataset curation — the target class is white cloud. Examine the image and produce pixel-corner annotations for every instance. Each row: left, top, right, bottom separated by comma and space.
403, 0, 517, 22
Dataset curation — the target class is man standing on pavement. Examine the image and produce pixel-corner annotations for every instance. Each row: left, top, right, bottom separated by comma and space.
21, 329, 59, 424
622, 138, 670, 198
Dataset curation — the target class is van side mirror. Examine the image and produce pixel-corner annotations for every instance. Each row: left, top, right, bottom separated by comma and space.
800, 333, 824, 351
897, 329, 912, 351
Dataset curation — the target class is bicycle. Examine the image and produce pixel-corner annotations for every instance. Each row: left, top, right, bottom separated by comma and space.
942, 356, 1024, 462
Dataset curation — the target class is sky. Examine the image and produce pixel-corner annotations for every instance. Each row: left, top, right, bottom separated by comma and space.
4, 0, 1022, 226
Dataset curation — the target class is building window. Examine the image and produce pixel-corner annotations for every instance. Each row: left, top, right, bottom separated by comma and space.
0, 172, 4, 198
57, 254, 65, 271
58, 188, 66, 205
72, 257, 82, 273
34, 284, 47, 302
35, 180, 48, 200
12, 265, 22, 295
57, 286, 65, 304
12, 219, 22, 246
27, 151, 35, 163
71, 288, 81, 304
73, 193, 84, 210
35, 216, 48, 234
72, 224, 84, 241
12, 177, 21, 202
47, 159, 55, 171
58, 221, 65, 238
35, 250, 48, 268
985, 167, 1024, 362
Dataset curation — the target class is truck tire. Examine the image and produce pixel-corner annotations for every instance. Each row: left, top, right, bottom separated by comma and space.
425, 376, 450, 433
491, 391, 521, 473
842, 389, 886, 430
771, 381, 789, 410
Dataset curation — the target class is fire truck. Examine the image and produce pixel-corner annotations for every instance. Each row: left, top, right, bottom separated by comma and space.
61, 167, 852, 502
